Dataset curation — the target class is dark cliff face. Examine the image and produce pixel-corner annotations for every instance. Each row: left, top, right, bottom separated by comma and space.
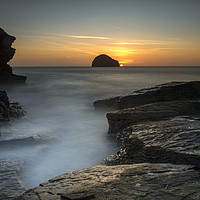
0, 28, 16, 63
0, 28, 27, 82
0, 90, 25, 122
92, 54, 120, 67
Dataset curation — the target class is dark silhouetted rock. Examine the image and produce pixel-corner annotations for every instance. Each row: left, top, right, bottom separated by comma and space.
0, 28, 27, 82
92, 54, 120, 67
16, 163, 200, 200
0, 90, 25, 122
94, 81, 200, 110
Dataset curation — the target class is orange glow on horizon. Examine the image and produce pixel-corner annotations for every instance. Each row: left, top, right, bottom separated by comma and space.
10, 33, 200, 66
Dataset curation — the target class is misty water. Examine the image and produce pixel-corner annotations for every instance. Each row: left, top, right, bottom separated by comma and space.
0, 66, 199, 189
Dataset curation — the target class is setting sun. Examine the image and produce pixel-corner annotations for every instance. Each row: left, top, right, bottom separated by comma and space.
120, 64, 124, 67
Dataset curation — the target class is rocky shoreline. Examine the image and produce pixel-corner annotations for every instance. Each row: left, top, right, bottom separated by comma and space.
15, 81, 200, 200
0, 91, 27, 200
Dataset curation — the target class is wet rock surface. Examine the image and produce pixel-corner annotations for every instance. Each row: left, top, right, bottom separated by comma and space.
0, 133, 58, 149
106, 100, 200, 135
16, 163, 200, 200
0, 91, 27, 199
0, 160, 26, 200
106, 116, 200, 167
0, 28, 26, 82
94, 81, 200, 110
16, 81, 200, 200
92, 54, 120, 67
104, 82, 200, 167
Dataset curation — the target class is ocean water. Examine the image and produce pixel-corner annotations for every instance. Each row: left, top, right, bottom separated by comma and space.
0, 66, 199, 189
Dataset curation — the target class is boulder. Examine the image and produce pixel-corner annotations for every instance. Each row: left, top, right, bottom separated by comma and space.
92, 54, 120, 67
0, 28, 27, 82
0, 90, 25, 122
16, 163, 200, 200
94, 81, 200, 110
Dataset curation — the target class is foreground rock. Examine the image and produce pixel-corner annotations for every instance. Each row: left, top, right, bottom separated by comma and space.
106, 100, 200, 135
16, 81, 200, 199
16, 163, 200, 200
0, 133, 58, 149
0, 28, 26, 82
0, 160, 26, 200
94, 81, 200, 110
106, 115, 200, 167
0, 91, 25, 122
92, 54, 120, 67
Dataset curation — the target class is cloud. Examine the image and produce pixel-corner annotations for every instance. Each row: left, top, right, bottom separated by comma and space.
20, 30, 111, 40
67, 35, 111, 40
111, 42, 142, 45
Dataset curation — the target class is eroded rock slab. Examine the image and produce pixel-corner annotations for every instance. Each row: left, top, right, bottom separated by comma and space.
17, 163, 200, 200
94, 81, 200, 111
106, 116, 200, 167
107, 101, 200, 135
0, 160, 26, 200
0, 133, 58, 149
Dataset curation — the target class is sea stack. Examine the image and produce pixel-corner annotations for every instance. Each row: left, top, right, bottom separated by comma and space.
0, 28, 27, 82
92, 54, 120, 67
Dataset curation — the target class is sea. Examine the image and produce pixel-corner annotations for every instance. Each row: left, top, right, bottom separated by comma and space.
0, 66, 199, 189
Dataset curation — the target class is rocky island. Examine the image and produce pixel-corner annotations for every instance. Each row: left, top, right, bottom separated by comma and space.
16, 81, 200, 200
0, 28, 27, 82
92, 54, 120, 67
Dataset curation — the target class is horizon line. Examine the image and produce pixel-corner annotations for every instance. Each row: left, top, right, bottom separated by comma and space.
13, 65, 200, 67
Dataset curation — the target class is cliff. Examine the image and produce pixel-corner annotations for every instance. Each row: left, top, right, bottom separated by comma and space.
0, 28, 27, 82
92, 54, 120, 67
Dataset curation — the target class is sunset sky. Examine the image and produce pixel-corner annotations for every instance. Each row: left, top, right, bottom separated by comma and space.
1, 0, 200, 66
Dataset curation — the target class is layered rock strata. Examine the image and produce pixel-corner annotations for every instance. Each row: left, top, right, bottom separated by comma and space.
102, 82, 200, 166
0, 160, 26, 200
0, 28, 26, 82
94, 81, 200, 110
16, 164, 200, 200
16, 81, 200, 200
